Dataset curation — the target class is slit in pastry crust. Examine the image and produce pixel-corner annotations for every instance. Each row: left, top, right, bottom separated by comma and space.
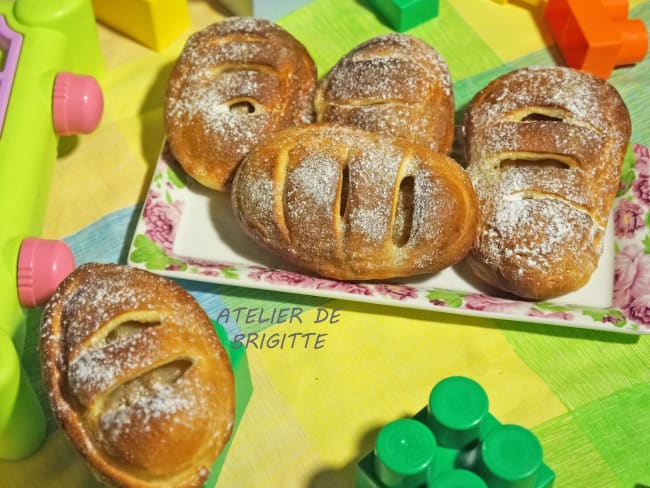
392, 175, 415, 248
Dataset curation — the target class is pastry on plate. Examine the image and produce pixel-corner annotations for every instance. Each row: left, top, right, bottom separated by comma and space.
315, 33, 454, 154
463, 66, 631, 300
231, 124, 478, 281
40, 263, 235, 488
165, 17, 317, 191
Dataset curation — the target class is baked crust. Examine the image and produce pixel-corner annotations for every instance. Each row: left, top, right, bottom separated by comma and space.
231, 124, 478, 281
314, 33, 454, 155
463, 67, 631, 300
40, 263, 235, 488
165, 17, 317, 191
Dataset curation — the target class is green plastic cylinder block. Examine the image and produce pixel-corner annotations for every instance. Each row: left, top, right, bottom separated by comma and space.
374, 418, 437, 487
433, 468, 489, 487
478, 424, 544, 488
426, 376, 489, 449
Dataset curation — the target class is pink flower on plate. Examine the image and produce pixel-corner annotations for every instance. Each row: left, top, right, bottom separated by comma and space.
374, 283, 418, 301
248, 266, 318, 288
315, 280, 374, 296
464, 293, 530, 314
189, 260, 230, 277
613, 244, 650, 311
626, 295, 650, 328
633, 177, 650, 206
635, 144, 650, 177
143, 191, 183, 252
613, 200, 645, 239
528, 308, 573, 321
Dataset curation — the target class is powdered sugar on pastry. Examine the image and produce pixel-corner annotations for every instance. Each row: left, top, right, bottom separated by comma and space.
315, 33, 455, 155
165, 17, 317, 191
464, 67, 631, 299
232, 124, 478, 280
40, 263, 235, 488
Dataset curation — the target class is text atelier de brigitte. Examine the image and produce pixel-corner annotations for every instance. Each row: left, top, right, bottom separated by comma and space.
215, 307, 342, 350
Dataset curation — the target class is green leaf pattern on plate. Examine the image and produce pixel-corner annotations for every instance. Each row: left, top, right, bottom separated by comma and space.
426, 289, 466, 308
129, 234, 187, 271
128, 149, 239, 279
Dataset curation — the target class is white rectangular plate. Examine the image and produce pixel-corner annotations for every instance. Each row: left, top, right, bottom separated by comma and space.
127, 143, 650, 335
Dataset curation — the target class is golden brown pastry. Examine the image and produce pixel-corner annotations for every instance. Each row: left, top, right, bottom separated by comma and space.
231, 124, 478, 281
164, 17, 317, 191
314, 33, 454, 155
463, 66, 631, 300
40, 263, 235, 488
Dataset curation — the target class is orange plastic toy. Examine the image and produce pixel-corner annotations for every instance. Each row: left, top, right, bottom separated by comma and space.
492, 0, 543, 6
544, 0, 648, 78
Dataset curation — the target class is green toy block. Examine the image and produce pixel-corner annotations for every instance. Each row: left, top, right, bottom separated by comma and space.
0, 331, 46, 460
365, 0, 439, 32
204, 321, 253, 488
0, 0, 104, 460
356, 376, 555, 488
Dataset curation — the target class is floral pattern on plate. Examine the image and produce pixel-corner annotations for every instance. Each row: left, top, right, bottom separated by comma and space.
612, 144, 650, 327
128, 144, 650, 334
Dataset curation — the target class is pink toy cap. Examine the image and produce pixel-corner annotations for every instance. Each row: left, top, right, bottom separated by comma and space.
53, 72, 104, 136
17, 238, 76, 308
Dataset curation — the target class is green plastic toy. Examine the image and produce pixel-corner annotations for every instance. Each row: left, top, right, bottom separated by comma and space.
365, 0, 440, 32
356, 376, 555, 487
205, 321, 253, 487
0, 0, 104, 460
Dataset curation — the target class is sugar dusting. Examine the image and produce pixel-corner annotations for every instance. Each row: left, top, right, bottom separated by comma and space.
465, 67, 630, 293
40, 263, 234, 482
99, 381, 196, 441
45, 265, 202, 391
347, 141, 402, 243
323, 34, 452, 99
326, 57, 428, 101
487, 191, 594, 271
58, 272, 163, 354
469, 67, 629, 155
287, 151, 340, 211
233, 125, 474, 278
316, 33, 454, 153
165, 16, 317, 188
69, 348, 125, 401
